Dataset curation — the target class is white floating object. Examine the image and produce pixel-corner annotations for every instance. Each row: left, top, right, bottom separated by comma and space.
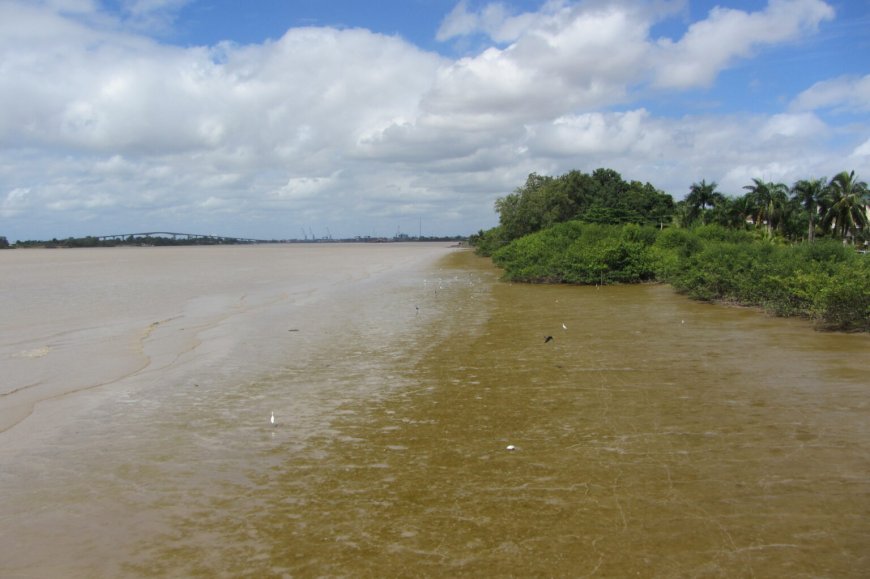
562, 323, 567, 330
506, 444, 516, 451
271, 411, 276, 427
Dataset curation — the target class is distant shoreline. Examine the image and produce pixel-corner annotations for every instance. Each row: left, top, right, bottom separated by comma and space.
5, 234, 468, 249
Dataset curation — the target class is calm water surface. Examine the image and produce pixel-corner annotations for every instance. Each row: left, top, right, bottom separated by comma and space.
2, 249, 868, 577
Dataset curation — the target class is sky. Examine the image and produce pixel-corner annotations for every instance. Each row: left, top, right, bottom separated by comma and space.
1, 0, 868, 241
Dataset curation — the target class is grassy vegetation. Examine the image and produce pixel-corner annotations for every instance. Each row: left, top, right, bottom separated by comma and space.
471, 167, 869, 332
484, 222, 868, 332
662, 226, 868, 331
491, 222, 659, 285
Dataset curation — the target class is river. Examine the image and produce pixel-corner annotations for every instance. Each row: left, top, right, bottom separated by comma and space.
1, 246, 868, 577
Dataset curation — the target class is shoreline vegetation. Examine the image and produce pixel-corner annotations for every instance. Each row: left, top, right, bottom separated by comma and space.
471, 168, 869, 332
0, 233, 465, 249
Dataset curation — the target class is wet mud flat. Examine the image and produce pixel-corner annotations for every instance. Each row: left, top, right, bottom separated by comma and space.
128, 251, 869, 577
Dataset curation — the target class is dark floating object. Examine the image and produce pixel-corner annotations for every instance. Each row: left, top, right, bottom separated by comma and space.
288, 329, 299, 332
544, 336, 554, 343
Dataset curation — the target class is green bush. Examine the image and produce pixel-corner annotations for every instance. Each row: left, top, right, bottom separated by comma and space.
662, 236, 868, 330
471, 226, 509, 257
693, 224, 754, 244
815, 262, 870, 331
489, 222, 869, 332
493, 222, 658, 284
655, 227, 702, 255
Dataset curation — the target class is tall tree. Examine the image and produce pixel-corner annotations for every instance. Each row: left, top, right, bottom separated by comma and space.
685, 179, 724, 225
791, 177, 826, 243
708, 195, 752, 229
822, 170, 870, 243
743, 178, 789, 238
495, 173, 554, 240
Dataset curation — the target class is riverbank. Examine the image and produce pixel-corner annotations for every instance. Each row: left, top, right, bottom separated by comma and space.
481, 222, 870, 332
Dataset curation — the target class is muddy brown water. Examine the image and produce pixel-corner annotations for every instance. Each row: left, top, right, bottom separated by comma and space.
2, 249, 868, 577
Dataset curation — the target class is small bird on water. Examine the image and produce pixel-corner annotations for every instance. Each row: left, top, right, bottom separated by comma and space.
544, 335, 554, 343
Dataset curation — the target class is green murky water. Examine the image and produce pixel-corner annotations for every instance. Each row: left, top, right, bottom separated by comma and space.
4, 249, 869, 577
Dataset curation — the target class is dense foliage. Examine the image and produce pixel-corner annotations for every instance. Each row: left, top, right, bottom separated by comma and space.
492, 222, 659, 285
490, 222, 868, 331
476, 168, 674, 250
674, 170, 870, 245
471, 168, 868, 251
663, 227, 868, 331
472, 168, 869, 332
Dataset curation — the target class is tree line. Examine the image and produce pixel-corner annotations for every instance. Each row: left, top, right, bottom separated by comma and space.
471, 168, 869, 331
677, 171, 869, 244
10, 235, 255, 248
473, 168, 868, 253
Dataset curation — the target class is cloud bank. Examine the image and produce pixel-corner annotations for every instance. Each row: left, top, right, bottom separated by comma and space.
0, 0, 865, 241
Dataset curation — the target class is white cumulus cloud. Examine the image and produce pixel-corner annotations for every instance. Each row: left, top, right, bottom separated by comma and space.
652, 0, 834, 88
0, 0, 864, 241
791, 74, 870, 113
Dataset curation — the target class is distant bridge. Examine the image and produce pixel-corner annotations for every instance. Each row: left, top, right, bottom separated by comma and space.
97, 231, 274, 244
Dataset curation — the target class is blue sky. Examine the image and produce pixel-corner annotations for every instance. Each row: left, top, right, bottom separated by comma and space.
1, 0, 868, 241
152, 0, 547, 51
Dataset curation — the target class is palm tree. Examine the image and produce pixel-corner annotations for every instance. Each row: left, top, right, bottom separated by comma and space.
822, 170, 870, 244
730, 193, 757, 229
791, 177, 826, 243
743, 178, 789, 238
685, 179, 724, 225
